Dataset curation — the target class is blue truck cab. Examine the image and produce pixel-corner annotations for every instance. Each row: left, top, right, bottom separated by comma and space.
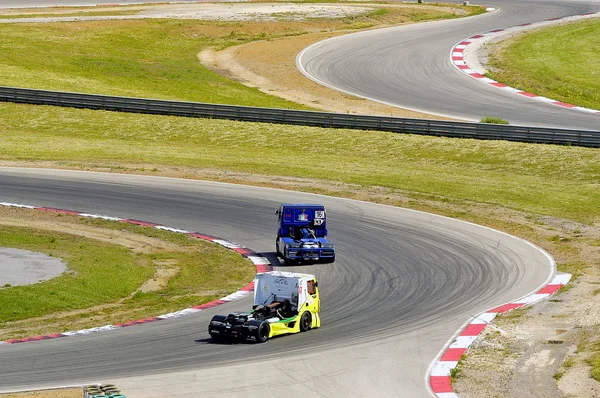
275, 204, 335, 265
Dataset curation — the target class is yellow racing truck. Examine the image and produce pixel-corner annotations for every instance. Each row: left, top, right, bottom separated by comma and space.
208, 271, 320, 343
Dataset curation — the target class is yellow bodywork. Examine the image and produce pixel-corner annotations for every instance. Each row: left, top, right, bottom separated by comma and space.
268, 291, 321, 338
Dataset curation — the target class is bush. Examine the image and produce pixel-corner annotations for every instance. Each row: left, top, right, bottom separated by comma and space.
480, 116, 509, 124
588, 350, 600, 382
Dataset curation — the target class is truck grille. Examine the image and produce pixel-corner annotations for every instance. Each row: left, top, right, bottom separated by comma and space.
302, 250, 318, 257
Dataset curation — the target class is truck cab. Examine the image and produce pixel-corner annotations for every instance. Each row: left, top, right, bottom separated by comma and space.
208, 271, 321, 343
275, 204, 335, 265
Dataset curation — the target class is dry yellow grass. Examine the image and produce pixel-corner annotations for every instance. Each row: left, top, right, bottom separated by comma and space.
0, 388, 81, 398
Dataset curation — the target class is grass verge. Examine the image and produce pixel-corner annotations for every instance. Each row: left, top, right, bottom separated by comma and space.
0, 10, 138, 19
480, 116, 509, 124
590, 338, 600, 382
487, 18, 600, 111
1, 102, 598, 223
0, 207, 255, 340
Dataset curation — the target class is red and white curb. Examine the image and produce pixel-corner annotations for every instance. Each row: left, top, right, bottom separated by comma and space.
428, 272, 571, 397
0, 201, 273, 345
451, 12, 600, 116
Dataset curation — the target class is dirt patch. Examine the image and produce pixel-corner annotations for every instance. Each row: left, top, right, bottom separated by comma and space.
0, 206, 183, 254
455, 282, 600, 398
138, 262, 180, 293
0, 388, 81, 398
453, 224, 600, 397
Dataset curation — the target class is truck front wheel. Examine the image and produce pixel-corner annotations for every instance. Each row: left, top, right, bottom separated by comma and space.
299, 311, 312, 332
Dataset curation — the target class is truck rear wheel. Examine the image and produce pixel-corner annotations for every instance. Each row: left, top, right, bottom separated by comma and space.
284, 257, 295, 266
210, 335, 225, 343
255, 321, 270, 343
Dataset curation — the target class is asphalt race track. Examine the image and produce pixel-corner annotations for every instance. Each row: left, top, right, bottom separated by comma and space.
298, 0, 600, 130
0, 0, 573, 396
0, 168, 552, 397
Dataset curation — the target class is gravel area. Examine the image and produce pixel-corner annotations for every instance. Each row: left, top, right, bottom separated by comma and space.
0, 3, 376, 23
0, 248, 65, 287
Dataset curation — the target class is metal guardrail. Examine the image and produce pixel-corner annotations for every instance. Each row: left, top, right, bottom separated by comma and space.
1, 86, 599, 147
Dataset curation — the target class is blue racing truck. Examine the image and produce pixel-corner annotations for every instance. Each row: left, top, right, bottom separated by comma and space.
275, 204, 335, 265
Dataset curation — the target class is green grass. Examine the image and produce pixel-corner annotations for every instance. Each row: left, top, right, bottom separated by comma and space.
0, 224, 149, 322
574, 330, 600, 382
556, 262, 589, 279
480, 116, 509, 124
0, 20, 310, 109
553, 371, 564, 380
563, 357, 575, 368
589, 339, 600, 382
487, 19, 600, 110
1, 102, 599, 223
591, 355, 600, 381
500, 306, 528, 321
0, 214, 254, 336
450, 354, 467, 382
